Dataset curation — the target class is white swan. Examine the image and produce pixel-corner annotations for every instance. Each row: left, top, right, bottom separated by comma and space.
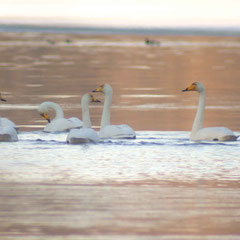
1, 117, 17, 129
93, 84, 136, 139
0, 120, 18, 142
38, 101, 83, 132
0, 96, 18, 141
67, 94, 100, 144
182, 82, 238, 141
0, 94, 18, 130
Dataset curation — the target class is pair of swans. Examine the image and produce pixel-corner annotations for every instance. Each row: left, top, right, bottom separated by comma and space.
183, 82, 237, 141
0, 94, 18, 142
38, 84, 136, 143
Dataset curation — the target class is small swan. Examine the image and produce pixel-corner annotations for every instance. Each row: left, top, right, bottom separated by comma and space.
182, 82, 238, 141
67, 94, 100, 144
0, 95, 18, 142
93, 83, 136, 139
38, 101, 82, 132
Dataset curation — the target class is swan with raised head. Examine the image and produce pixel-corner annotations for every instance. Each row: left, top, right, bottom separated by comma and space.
93, 84, 136, 139
38, 101, 82, 132
0, 95, 18, 142
182, 82, 237, 141
67, 94, 100, 144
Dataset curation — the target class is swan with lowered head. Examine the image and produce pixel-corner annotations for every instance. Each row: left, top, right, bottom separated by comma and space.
182, 82, 238, 141
67, 94, 100, 144
38, 101, 82, 132
93, 83, 136, 139
0, 95, 18, 142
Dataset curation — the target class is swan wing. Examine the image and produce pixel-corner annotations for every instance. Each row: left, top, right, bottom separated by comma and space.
0, 126, 18, 142
192, 127, 237, 141
43, 118, 76, 132
99, 124, 136, 139
68, 117, 83, 128
67, 128, 99, 144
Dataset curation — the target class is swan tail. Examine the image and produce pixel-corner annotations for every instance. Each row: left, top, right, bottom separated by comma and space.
0, 134, 11, 142
216, 135, 238, 141
67, 137, 90, 144
0, 133, 18, 142
110, 134, 136, 139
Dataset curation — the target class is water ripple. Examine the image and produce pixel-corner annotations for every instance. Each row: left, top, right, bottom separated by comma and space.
1, 131, 240, 184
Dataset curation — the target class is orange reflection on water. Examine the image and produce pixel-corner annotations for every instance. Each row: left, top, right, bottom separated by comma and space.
1, 33, 240, 132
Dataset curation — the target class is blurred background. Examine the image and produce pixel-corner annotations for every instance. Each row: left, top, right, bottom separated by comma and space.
0, 0, 240, 28
0, 0, 239, 132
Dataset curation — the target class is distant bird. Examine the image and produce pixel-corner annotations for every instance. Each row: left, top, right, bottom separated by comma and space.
0, 93, 6, 102
47, 39, 55, 45
65, 39, 72, 44
145, 38, 160, 46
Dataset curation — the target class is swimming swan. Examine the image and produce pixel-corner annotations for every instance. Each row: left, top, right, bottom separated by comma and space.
0, 96, 18, 142
182, 82, 238, 141
67, 94, 100, 144
38, 101, 82, 132
0, 93, 18, 130
93, 83, 136, 139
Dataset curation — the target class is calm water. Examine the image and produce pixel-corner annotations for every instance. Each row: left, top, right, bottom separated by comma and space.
1, 131, 240, 184
1, 130, 240, 240
0, 30, 240, 239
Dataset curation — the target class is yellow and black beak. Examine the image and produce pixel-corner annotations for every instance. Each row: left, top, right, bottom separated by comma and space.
182, 87, 189, 92
182, 83, 196, 92
90, 95, 101, 103
40, 113, 51, 123
92, 85, 103, 93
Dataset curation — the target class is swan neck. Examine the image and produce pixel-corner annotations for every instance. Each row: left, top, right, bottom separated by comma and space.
101, 91, 112, 128
191, 90, 206, 138
81, 99, 92, 128
48, 102, 64, 120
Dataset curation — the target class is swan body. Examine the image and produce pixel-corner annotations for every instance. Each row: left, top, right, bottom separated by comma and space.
0, 95, 18, 130
38, 101, 83, 132
0, 95, 18, 141
0, 117, 18, 130
0, 125, 18, 142
67, 128, 99, 143
182, 82, 237, 141
67, 94, 100, 144
99, 124, 136, 139
93, 84, 136, 139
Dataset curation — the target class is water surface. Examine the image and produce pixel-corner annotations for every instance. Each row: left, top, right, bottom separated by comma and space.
0, 31, 240, 239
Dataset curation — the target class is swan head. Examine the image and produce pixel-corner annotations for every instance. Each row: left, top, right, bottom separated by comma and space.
92, 83, 112, 94
182, 82, 205, 93
82, 93, 101, 104
40, 113, 51, 123
38, 102, 52, 123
